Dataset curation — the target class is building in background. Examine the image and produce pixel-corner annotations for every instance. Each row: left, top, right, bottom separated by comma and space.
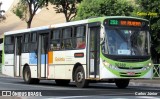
0, 0, 66, 38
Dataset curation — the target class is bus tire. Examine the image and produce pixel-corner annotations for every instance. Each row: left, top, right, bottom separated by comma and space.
23, 66, 34, 84
74, 66, 89, 88
33, 78, 40, 84
55, 80, 70, 86
115, 79, 130, 89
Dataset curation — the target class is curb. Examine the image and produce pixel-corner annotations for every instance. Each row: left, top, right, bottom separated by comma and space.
0, 73, 11, 77
129, 82, 160, 87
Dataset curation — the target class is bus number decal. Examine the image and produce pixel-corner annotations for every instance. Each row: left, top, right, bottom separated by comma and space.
115, 63, 126, 68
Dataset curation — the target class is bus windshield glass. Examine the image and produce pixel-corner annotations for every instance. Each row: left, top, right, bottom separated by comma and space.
103, 27, 149, 56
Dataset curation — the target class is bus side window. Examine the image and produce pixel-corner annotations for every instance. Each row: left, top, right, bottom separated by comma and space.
74, 26, 86, 49
31, 32, 37, 42
50, 29, 61, 50
23, 33, 30, 53
62, 27, 72, 50
30, 32, 37, 52
4, 36, 14, 54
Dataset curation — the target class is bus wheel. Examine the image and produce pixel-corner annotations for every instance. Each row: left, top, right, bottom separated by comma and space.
33, 78, 40, 84
23, 66, 34, 84
115, 79, 130, 89
74, 66, 89, 88
55, 80, 70, 86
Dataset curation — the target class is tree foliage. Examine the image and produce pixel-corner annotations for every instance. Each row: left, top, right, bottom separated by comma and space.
49, 0, 82, 22
75, 0, 134, 20
135, 0, 160, 63
12, 0, 47, 28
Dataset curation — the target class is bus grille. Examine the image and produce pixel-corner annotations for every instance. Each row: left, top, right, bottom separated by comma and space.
117, 58, 145, 62
118, 67, 143, 69
120, 72, 141, 77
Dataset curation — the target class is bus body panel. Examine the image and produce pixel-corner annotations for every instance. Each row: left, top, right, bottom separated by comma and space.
4, 54, 14, 66
48, 64, 87, 80
54, 65, 69, 79
21, 53, 29, 65
100, 59, 153, 79
21, 53, 39, 78
47, 50, 86, 79
30, 66, 38, 78
99, 55, 153, 79
2, 66, 14, 76
3, 54, 14, 76
54, 65, 66, 79
51, 50, 86, 65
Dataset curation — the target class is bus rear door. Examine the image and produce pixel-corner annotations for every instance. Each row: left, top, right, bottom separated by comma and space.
14, 36, 22, 77
38, 32, 49, 78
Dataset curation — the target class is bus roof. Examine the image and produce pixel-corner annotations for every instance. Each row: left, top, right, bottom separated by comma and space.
51, 19, 88, 28
87, 16, 149, 22
4, 25, 50, 35
4, 16, 148, 35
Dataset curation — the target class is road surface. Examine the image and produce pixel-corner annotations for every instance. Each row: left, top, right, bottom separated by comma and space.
0, 76, 159, 99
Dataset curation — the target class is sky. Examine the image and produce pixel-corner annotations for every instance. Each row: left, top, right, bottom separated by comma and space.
0, 0, 14, 14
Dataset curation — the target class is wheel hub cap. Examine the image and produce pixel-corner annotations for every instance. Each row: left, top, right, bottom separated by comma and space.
25, 71, 29, 81
77, 72, 83, 82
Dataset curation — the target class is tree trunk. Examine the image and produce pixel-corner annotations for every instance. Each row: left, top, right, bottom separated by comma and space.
27, 22, 31, 28
27, 17, 33, 28
64, 13, 69, 22
66, 17, 70, 22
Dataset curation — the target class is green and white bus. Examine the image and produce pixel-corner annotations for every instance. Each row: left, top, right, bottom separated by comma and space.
2, 16, 153, 88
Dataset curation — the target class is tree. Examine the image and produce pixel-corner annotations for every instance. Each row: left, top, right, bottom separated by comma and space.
0, 2, 6, 22
12, 0, 47, 28
135, 0, 160, 63
75, 0, 134, 20
49, 0, 82, 22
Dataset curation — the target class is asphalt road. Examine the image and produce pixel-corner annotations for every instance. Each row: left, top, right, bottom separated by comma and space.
0, 76, 160, 99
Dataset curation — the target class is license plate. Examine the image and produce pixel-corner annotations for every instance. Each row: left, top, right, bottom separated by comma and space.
127, 72, 135, 75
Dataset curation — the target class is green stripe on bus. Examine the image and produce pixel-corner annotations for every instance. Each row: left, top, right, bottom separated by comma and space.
1, 35, 4, 74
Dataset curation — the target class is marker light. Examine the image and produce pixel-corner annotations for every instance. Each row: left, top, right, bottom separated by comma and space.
149, 63, 152, 66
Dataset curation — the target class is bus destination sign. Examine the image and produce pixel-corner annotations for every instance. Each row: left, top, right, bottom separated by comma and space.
108, 19, 143, 27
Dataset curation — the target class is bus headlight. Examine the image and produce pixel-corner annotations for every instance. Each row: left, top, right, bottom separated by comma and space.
104, 62, 109, 66
149, 63, 152, 66
103, 60, 109, 66
109, 64, 118, 70
103, 60, 117, 70
142, 66, 150, 71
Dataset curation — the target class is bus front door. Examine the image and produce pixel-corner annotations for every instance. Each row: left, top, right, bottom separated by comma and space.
14, 36, 22, 77
38, 33, 49, 78
87, 23, 100, 78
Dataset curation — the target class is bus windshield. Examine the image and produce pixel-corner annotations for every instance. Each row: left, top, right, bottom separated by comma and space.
103, 27, 149, 56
